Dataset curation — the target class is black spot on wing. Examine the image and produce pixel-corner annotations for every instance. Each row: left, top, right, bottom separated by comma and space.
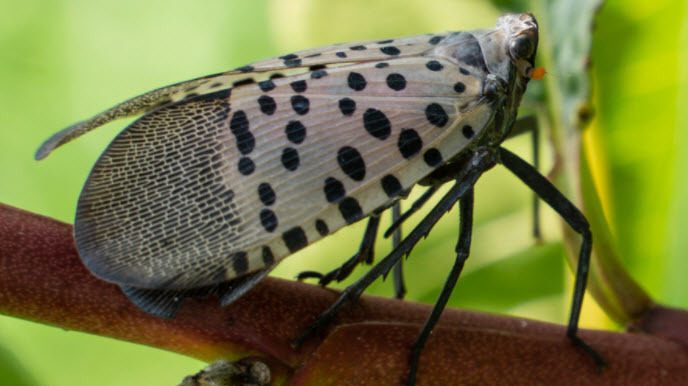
283, 227, 308, 253
260, 209, 278, 232
285, 120, 306, 144
363, 109, 391, 139
315, 219, 329, 236
381, 175, 402, 198
455, 32, 489, 73
339, 197, 363, 224
337, 146, 366, 181
262, 246, 275, 265
324, 177, 345, 203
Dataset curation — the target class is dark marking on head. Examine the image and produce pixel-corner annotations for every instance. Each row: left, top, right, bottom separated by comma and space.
425, 103, 449, 127
338, 98, 356, 116
454, 32, 489, 73
260, 209, 278, 232
324, 177, 345, 203
339, 197, 363, 224
337, 146, 366, 181
363, 108, 391, 140
283, 227, 308, 253
381, 175, 402, 198
423, 148, 443, 167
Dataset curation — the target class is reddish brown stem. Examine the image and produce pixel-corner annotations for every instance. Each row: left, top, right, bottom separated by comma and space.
0, 203, 686, 385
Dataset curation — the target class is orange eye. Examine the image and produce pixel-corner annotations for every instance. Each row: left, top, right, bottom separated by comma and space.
531, 66, 546, 80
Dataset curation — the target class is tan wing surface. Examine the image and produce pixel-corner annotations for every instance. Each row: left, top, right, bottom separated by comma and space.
75, 49, 494, 289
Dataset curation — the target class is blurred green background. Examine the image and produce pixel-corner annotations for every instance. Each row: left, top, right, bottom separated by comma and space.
0, 0, 685, 385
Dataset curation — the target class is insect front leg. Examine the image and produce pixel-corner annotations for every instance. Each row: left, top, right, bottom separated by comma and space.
508, 115, 541, 240
406, 186, 474, 386
498, 146, 606, 369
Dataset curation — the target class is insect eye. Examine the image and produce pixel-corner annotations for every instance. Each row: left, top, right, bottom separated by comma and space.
509, 35, 535, 60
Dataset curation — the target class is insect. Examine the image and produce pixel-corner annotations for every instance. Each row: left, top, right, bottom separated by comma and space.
36, 13, 603, 384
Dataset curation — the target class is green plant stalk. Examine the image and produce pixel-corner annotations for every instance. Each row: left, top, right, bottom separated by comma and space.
529, 0, 653, 326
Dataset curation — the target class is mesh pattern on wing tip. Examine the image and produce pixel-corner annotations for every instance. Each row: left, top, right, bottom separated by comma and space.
76, 96, 244, 288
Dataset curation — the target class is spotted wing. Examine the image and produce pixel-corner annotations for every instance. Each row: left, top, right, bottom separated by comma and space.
74, 32, 497, 291
35, 32, 454, 160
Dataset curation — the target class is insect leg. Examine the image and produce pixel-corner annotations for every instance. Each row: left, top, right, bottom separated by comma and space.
498, 146, 606, 369
508, 116, 541, 240
292, 148, 496, 350
296, 215, 380, 285
391, 203, 406, 299
406, 187, 474, 386
384, 186, 438, 238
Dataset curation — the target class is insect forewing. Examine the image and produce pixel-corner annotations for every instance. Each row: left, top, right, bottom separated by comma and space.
64, 32, 497, 291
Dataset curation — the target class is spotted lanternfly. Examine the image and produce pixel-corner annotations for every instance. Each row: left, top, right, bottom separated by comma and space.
36, 13, 604, 383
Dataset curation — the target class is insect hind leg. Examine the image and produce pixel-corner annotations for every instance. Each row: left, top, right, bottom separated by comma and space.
297, 215, 381, 285
498, 146, 606, 369
391, 203, 406, 299
406, 187, 474, 385
292, 147, 497, 351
